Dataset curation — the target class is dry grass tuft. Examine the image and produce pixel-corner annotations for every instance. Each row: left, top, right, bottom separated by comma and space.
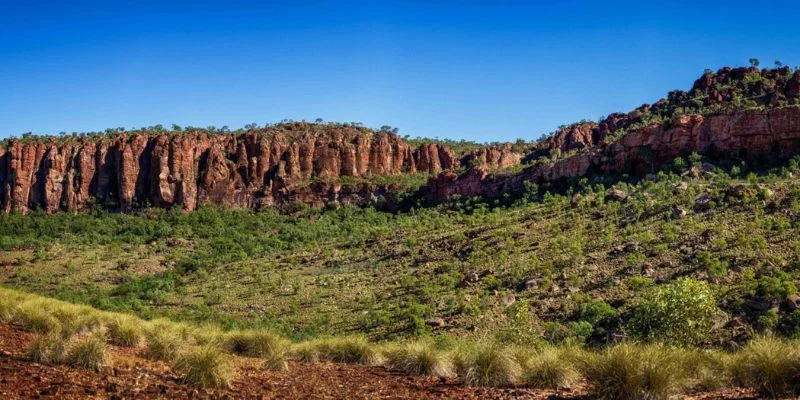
172, 346, 235, 388
297, 336, 384, 365
516, 346, 581, 389
144, 325, 183, 362
224, 330, 289, 371
458, 343, 522, 387
729, 336, 800, 398
384, 341, 453, 377
66, 331, 108, 371
106, 315, 143, 347
580, 343, 683, 400
27, 333, 68, 364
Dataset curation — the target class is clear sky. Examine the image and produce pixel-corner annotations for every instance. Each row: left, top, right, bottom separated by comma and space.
1, 1, 799, 142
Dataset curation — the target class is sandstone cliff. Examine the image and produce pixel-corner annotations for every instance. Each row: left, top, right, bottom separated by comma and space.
0, 124, 459, 213
423, 106, 800, 203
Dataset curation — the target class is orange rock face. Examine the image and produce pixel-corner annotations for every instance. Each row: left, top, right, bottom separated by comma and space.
460, 143, 522, 170
0, 125, 459, 213
423, 106, 800, 203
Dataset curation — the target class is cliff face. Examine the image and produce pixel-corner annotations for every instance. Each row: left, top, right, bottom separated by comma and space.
423, 106, 800, 203
0, 124, 459, 213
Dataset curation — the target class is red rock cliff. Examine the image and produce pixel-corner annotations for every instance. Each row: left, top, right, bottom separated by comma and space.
0, 124, 458, 213
423, 106, 800, 203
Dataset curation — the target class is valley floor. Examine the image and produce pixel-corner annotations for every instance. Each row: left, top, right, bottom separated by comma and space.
0, 323, 762, 400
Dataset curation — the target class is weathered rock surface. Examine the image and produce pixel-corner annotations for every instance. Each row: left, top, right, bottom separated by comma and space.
0, 124, 458, 213
460, 143, 522, 170
423, 106, 800, 203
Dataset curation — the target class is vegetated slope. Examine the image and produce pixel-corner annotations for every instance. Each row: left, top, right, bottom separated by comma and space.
1, 66, 800, 347
2, 156, 800, 346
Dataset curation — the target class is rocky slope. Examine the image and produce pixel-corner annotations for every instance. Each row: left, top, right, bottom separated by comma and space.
424, 106, 800, 203
424, 66, 800, 203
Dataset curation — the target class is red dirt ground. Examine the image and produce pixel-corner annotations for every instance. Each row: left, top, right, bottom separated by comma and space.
0, 324, 759, 399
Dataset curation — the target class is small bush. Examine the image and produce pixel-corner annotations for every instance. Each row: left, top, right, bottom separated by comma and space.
107, 316, 143, 347
66, 331, 108, 371
26, 333, 68, 364
172, 346, 235, 388
581, 344, 683, 400
459, 344, 522, 387
517, 346, 581, 389
729, 337, 800, 397
384, 341, 453, 377
628, 278, 720, 345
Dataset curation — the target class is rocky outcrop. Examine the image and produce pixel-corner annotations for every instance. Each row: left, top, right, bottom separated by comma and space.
460, 143, 522, 170
423, 106, 800, 203
0, 124, 458, 213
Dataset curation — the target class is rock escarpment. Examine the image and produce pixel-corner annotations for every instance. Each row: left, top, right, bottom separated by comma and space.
423, 106, 800, 203
0, 124, 459, 213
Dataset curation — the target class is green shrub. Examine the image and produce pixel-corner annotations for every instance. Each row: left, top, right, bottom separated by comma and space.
628, 278, 720, 345
581, 344, 683, 400
384, 341, 453, 377
172, 346, 235, 388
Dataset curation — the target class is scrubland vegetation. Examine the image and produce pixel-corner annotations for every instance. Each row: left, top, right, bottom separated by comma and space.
3, 153, 800, 347
3, 287, 800, 397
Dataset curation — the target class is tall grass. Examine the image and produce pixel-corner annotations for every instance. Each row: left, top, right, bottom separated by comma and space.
27, 332, 68, 364
515, 346, 581, 389
297, 336, 385, 365
12, 300, 61, 333
384, 341, 454, 377
457, 343, 522, 387
729, 336, 800, 398
8, 286, 800, 398
66, 330, 108, 371
580, 343, 683, 400
173, 346, 235, 388
107, 315, 143, 347
144, 326, 184, 362
224, 330, 289, 371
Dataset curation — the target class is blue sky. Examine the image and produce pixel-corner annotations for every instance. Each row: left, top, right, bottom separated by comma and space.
1, 1, 799, 142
